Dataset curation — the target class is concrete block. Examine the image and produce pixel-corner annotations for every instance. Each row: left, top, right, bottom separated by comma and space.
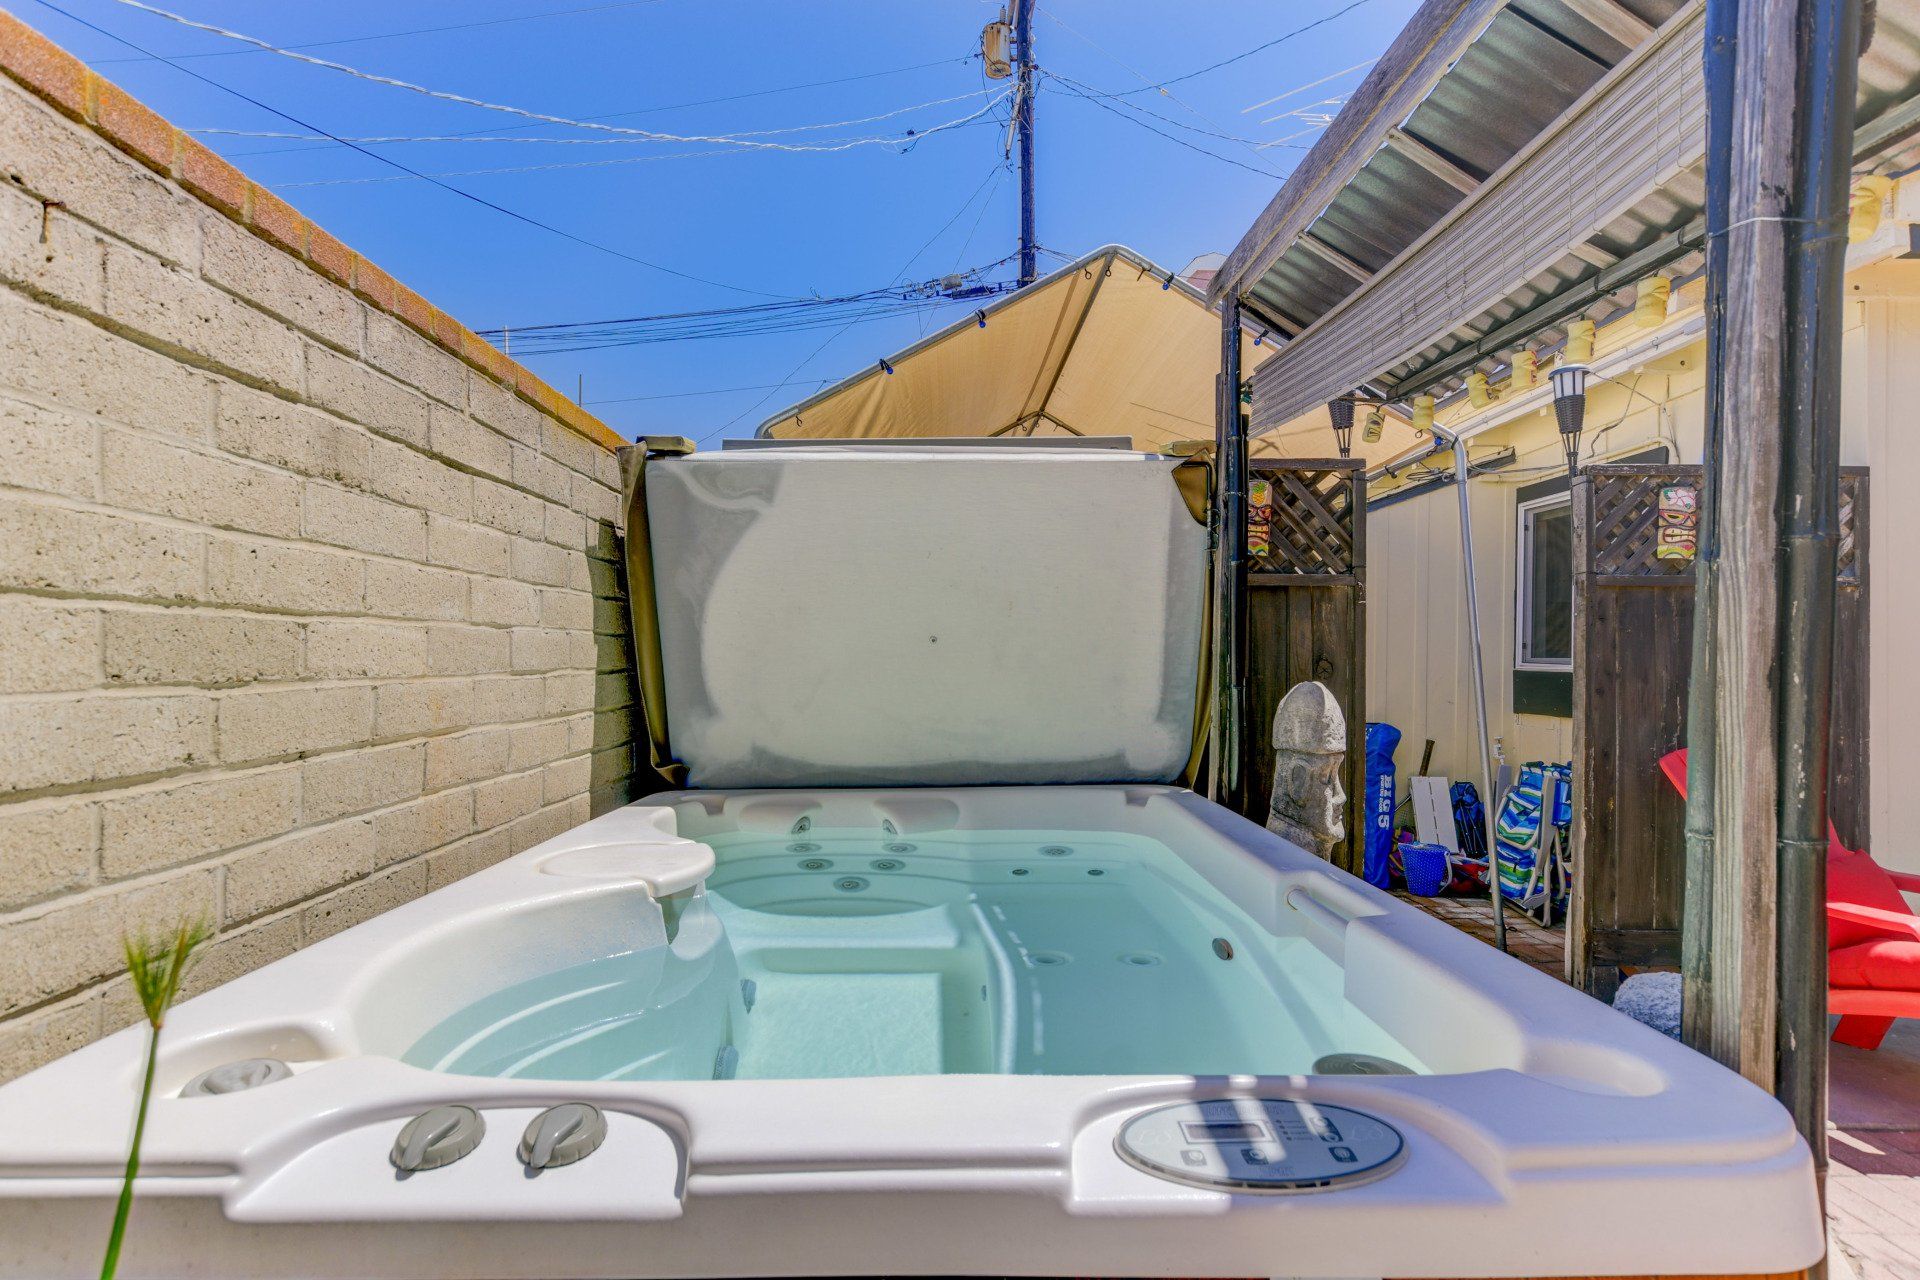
587, 556, 624, 602
177, 914, 300, 1003
587, 784, 626, 820
424, 826, 511, 891
0, 494, 202, 601
510, 536, 569, 587
538, 588, 593, 631
374, 787, 473, 867
543, 502, 587, 550
0, 186, 103, 310
507, 719, 570, 772
586, 517, 621, 564
301, 740, 424, 824
373, 679, 475, 739
429, 407, 513, 482
0, 994, 98, 1085
217, 684, 375, 764
591, 705, 635, 752
0, 868, 219, 1016
571, 473, 622, 527
467, 369, 543, 447
592, 669, 633, 712
303, 481, 427, 561
199, 210, 361, 354
104, 608, 301, 686
475, 769, 542, 828
470, 575, 539, 628
471, 476, 546, 539
206, 537, 362, 615
565, 549, 592, 592
303, 620, 429, 680
369, 438, 471, 521
590, 743, 634, 789
426, 515, 510, 577
474, 674, 545, 726
0, 693, 213, 794
215, 385, 371, 489
0, 597, 98, 693
0, 290, 216, 441
365, 310, 465, 409
299, 859, 427, 943
542, 754, 592, 804
594, 630, 630, 674
364, 560, 467, 622
424, 726, 510, 792
0, 396, 98, 501
541, 416, 604, 481
102, 428, 301, 538
510, 442, 572, 505
100, 766, 298, 878
303, 341, 431, 450
102, 241, 301, 393
425, 623, 509, 676
503, 802, 575, 855
0, 75, 198, 267
223, 818, 374, 923
565, 712, 595, 755
0, 798, 95, 911
510, 626, 572, 673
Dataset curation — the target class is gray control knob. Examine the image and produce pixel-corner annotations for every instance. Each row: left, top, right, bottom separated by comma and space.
180, 1058, 292, 1097
390, 1105, 485, 1172
518, 1103, 607, 1170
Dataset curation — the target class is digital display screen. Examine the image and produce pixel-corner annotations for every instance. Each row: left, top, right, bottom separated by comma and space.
1180, 1121, 1270, 1143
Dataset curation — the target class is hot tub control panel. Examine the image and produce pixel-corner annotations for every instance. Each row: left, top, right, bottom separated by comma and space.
1114, 1098, 1405, 1193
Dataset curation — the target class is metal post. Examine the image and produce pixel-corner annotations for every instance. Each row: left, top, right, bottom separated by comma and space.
1212, 295, 1247, 805
1452, 432, 1505, 952
1014, 0, 1037, 287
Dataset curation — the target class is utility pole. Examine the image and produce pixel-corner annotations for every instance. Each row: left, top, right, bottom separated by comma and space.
1684, 0, 1861, 1251
1014, 0, 1036, 287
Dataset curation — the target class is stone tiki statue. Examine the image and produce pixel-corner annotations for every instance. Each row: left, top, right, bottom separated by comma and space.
1266, 681, 1347, 860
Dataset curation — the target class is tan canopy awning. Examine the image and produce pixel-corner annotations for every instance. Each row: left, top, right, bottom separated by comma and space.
756, 245, 1422, 466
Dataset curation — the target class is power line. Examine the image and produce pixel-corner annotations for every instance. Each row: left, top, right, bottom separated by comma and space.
586, 378, 834, 406
1239, 58, 1375, 114
1035, 3, 1276, 170
92, 0, 672, 64
1044, 69, 1294, 160
188, 88, 998, 149
702, 171, 1018, 444
28, 0, 791, 298
220, 57, 978, 159
265, 119, 1007, 187
1042, 75, 1292, 180
104, 0, 1009, 155
1116, 0, 1378, 95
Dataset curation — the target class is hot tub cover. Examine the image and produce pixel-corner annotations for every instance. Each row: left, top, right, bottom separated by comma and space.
638, 445, 1208, 789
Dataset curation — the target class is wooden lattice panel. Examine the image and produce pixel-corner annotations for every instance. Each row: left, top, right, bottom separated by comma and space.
1248, 464, 1358, 577
1590, 470, 1695, 579
1588, 466, 1865, 583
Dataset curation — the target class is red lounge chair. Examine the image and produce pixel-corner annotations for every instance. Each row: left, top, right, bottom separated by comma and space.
1659, 748, 1920, 1050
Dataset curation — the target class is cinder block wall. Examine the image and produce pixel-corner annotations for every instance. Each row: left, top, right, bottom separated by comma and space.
0, 16, 641, 1080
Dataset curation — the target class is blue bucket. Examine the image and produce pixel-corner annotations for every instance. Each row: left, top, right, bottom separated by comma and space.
1399, 842, 1451, 897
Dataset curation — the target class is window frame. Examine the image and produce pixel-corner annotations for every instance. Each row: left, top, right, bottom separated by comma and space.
1514, 491, 1575, 673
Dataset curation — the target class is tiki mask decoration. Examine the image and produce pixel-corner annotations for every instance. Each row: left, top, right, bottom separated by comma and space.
1266, 680, 1348, 860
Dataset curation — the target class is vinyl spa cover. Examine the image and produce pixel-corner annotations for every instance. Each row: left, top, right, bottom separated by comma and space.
638, 445, 1208, 788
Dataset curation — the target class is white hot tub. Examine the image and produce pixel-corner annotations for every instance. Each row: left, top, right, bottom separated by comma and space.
0, 443, 1821, 1278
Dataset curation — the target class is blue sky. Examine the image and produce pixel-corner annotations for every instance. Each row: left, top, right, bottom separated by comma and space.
18, 0, 1420, 443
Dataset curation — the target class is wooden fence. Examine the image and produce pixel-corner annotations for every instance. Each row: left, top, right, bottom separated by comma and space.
1234, 459, 1368, 875
1569, 463, 1869, 994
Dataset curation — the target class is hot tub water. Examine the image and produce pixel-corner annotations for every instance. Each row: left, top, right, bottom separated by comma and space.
402, 830, 1425, 1081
